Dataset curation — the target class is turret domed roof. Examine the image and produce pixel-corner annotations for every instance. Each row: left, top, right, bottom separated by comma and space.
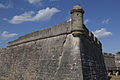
72, 5, 83, 10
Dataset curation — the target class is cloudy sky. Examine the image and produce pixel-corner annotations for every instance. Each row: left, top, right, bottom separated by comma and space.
0, 0, 120, 54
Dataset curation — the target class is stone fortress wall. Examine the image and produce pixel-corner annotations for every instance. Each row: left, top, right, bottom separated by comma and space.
115, 53, 120, 68
103, 53, 116, 70
103, 53, 120, 76
0, 5, 107, 80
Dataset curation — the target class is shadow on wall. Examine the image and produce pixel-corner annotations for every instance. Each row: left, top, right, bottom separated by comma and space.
108, 76, 112, 80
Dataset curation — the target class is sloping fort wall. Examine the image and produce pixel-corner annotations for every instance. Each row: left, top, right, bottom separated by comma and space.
0, 5, 107, 80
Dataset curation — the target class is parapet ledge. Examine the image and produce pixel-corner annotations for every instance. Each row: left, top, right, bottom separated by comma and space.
7, 21, 102, 48
0, 48, 6, 50
103, 53, 115, 57
83, 25, 102, 48
0, 48, 7, 52
7, 21, 71, 47
116, 52, 120, 56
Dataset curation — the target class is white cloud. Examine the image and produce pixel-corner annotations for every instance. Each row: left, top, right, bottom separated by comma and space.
49, 0, 58, 1
4, 7, 60, 24
4, 11, 35, 24
27, 0, 58, 5
92, 28, 112, 38
84, 19, 89, 25
0, 31, 18, 40
112, 50, 120, 53
0, 3, 11, 8
102, 18, 110, 24
28, 0, 42, 5
67, 18, 71, 22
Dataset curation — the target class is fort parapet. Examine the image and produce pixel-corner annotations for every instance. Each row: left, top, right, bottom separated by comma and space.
7, 22, 71, 47
0, 5, 107, 80
8, 23, 102, 49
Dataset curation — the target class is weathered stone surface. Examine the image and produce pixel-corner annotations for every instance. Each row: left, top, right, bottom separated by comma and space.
103, 53, 116, 70
0, 48, 14, 80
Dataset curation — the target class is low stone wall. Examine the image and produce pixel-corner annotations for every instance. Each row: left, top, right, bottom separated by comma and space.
115, 54, 120, 67
103, 53, 116, 70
